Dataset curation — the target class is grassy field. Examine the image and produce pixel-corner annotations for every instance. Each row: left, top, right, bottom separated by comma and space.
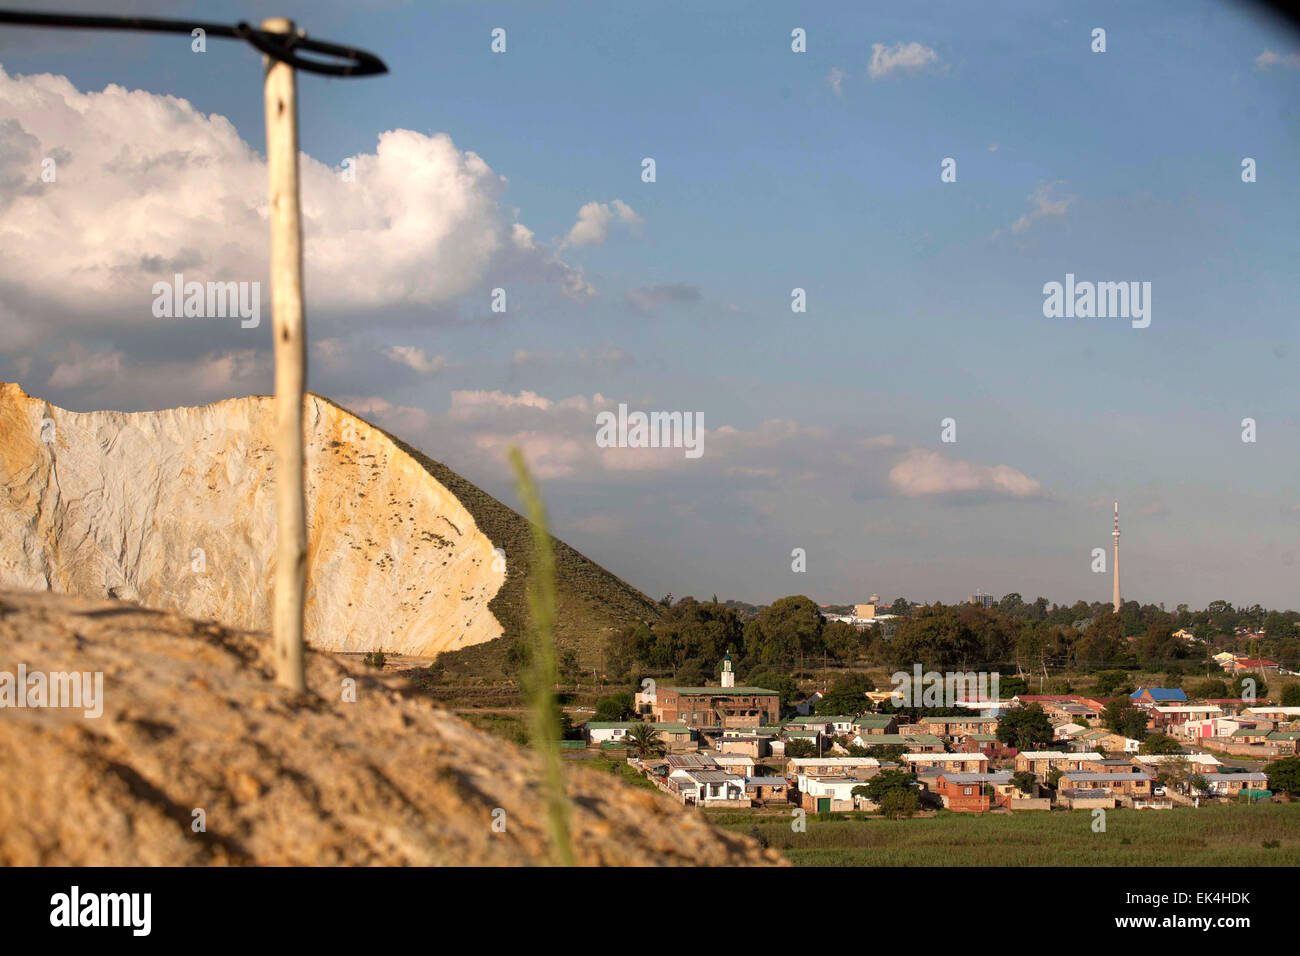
711, 803, 1300, 866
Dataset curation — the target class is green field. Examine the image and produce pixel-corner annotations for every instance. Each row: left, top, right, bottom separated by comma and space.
711, 803, 1300, 866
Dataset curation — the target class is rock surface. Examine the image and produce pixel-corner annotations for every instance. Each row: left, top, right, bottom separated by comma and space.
0, 382, 504, 657
0, 589, 784, 866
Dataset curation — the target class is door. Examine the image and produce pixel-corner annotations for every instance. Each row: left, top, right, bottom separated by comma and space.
817, 797, 831, 813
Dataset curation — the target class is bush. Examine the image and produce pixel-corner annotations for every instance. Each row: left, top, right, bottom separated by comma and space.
362, 650, 386, 669
880, 789, 920, 819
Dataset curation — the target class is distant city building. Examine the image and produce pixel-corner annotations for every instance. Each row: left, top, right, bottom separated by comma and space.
1112, 500, 1122, 613
968, 591, 995, 608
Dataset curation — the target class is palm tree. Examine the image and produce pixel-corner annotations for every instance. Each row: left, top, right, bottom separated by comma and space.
623, 722, 664, 759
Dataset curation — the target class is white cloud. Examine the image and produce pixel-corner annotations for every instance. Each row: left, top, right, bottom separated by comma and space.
43, 341, 266, 404
827, 66, 846, 96
888, 449, 1041, 498
1008, 181, 1074, 234
564, 199, 642, 247
46, 342, 123, 388
448, 389, 556, 417
381, 345, 447, 374
1255, 49, 1300, 70
0, 67, 591, 341
868, 42, 940, 79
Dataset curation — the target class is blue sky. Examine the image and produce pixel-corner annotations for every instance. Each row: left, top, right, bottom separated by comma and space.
1, 0, 1298, 609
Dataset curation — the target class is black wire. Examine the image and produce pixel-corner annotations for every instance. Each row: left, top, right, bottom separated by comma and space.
0, 9, 387, 77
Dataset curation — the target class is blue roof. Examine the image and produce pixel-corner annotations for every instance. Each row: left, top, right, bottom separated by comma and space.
1131, 687, 1187, 702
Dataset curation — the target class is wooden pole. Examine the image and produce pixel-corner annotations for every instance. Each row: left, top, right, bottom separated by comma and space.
263, 17, 306, 693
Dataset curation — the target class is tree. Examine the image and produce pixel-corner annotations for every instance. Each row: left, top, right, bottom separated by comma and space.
854, 768, 918, 805
1138, 733, 1183, 755
1191, 678, 1229, 699
1153, 755, 1192, 794
784, 738, 817, 758
1011, 770, 1038, 796
1101, 696, 1149, 740
997, 704, 1054, 750
1094, 669, 1130, 696
1231, 674, 1267, 700
1263, 756, 1300, 796
746, 671, 799, 711
558, 649, 579, 681
816, 672, 876, 715
622, 722, 663, 759
753, 595, 825, 668
878, 788, 920, 819
594, 692, 634, 722
1278, 683, 1300, 706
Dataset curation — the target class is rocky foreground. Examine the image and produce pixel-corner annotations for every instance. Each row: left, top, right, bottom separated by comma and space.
0, 589, 783, 866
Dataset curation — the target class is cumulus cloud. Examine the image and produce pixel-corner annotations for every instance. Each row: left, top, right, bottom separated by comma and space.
1255, 49, 1300, 70
0, 66, 591, 345
381, 345, 447, 374
564, 199, 642, 247
888, 449, 1041, 498
1007, 180, 1074, 234
868, 42, 941, 79
39, 340, 267, 408
827, 66, 846, 96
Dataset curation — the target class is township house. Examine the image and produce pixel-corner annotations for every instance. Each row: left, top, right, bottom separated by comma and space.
1014, 694, 1106, 722
919, 715, 1000, 737
1245, 706, 1300, 726
1061, 727, 1139, 753
713, 754, 756, 776
903, 752, 989, 774
1130, 687, 1187, 708
955, 731, 1015, 759
933, 771, 1015, 812
1151, 704, 1222, 730
852, 714, 899, 736
1198, 772, 1271, 797
745, 776, 790, 805
1016, 751, 1105, 777
789, 714, 859, 736
861, 733, 945, 753
798, 774, 872, 813
787, 756, 881, 778
717, 735, 768, 758
669, 769, 747, 807
1057, 770, 1154, 797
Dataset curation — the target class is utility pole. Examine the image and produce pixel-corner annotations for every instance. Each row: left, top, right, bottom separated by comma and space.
264, 17, 307, 693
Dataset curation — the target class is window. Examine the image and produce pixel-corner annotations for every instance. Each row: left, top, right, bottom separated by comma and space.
963, 786, 973, 795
